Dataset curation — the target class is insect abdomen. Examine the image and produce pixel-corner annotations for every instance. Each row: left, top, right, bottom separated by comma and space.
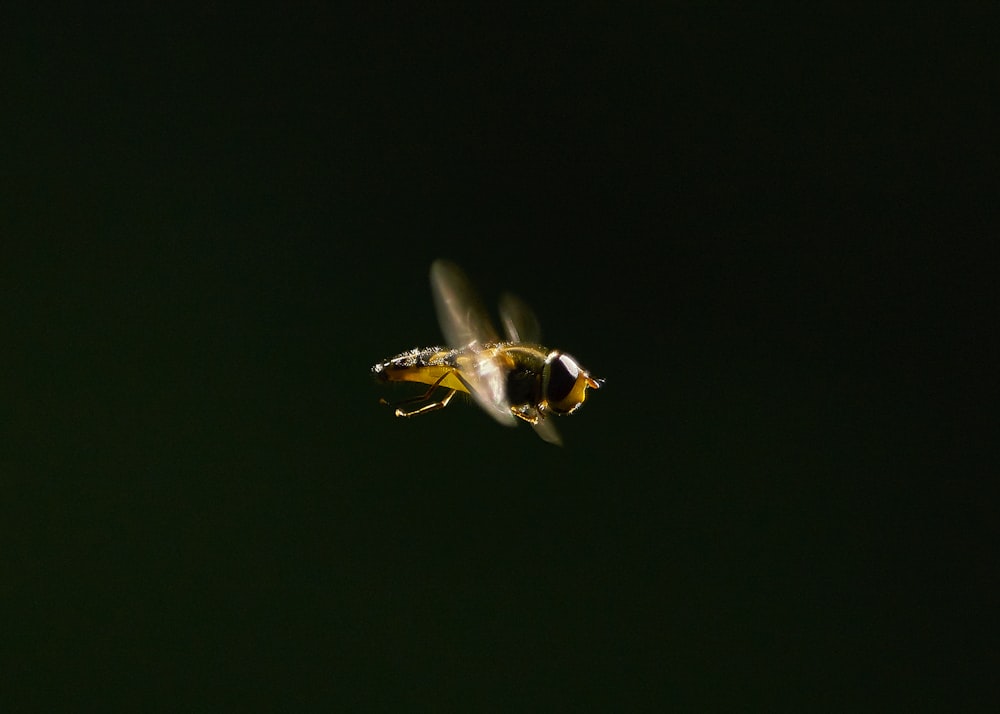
371, 346, 470, 392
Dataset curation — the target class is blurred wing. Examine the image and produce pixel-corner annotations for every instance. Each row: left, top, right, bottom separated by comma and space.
430, 259, 515, 427
430, 259, 500, 348
498, 292, 542, 344
501, 291, 560, 443
532, 419, 563, 446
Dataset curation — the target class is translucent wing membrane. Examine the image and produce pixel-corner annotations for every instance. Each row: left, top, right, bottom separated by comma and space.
498, 292, 542, 345
430, 260, 500, 349
430, 260, 515, 427
532, 418, 563, 447
499, 291, 564, 444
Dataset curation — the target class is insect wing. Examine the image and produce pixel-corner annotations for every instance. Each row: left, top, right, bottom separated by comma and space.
532, 418, 563, 446
498, 292, 542, 344
499, 292, 563, 445
430, 260, 515, 427
430, 259, 500, 348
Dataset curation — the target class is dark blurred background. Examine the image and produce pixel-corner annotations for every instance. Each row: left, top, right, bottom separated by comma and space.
3, 5, 996, 710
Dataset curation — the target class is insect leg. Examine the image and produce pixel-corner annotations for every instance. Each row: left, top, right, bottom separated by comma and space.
394, 387, 457, 417
382, 369, 460, 417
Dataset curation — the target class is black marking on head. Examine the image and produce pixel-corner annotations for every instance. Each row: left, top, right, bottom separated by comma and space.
546, 354, 580, 405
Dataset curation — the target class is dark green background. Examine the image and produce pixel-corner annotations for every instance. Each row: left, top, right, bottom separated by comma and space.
4, 6, 995, 710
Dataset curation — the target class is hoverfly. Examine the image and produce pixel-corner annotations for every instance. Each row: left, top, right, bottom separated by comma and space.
371, 259, 601, 445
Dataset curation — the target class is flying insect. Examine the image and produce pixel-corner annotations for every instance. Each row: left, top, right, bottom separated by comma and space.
371, 259, 601, 445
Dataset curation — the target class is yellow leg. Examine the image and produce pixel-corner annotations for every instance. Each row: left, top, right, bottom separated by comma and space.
382, 369, 459, 417
394, 388, 457, 417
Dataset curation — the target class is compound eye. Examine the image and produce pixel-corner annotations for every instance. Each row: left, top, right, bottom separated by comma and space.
545, 352, 592, 414
547, 354, 579, 402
